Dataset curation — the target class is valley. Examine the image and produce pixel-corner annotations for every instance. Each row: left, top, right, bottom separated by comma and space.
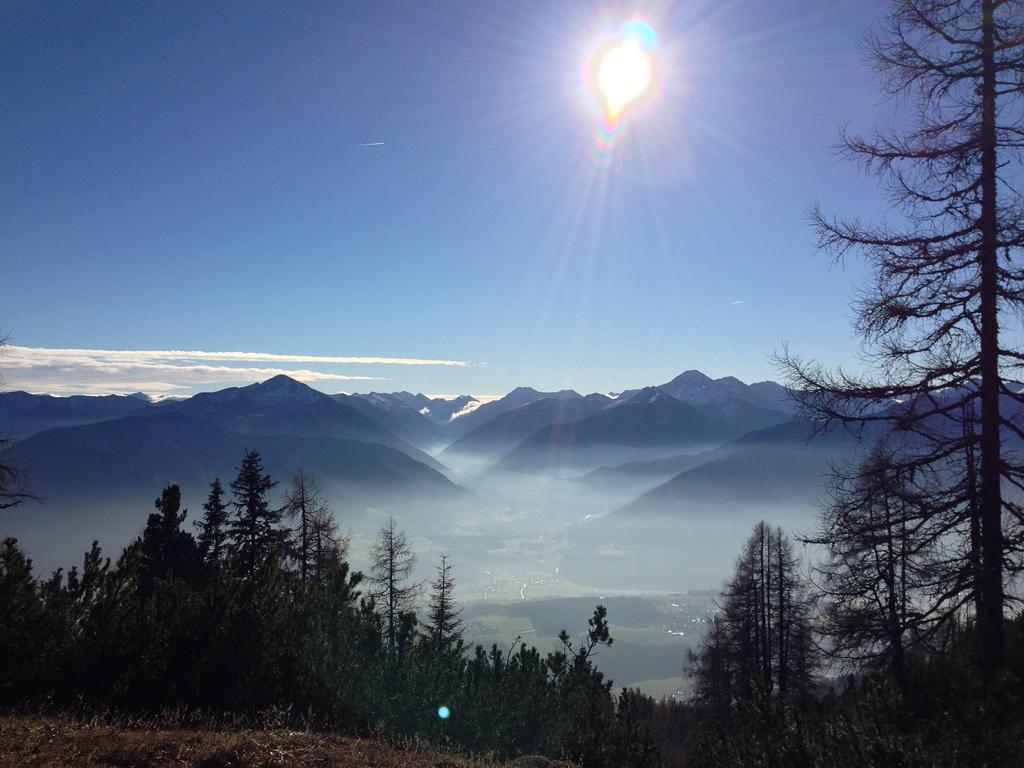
1, 368, 847, 697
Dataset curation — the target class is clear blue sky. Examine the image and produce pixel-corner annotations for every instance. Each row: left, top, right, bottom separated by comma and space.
1, 0, 895, 398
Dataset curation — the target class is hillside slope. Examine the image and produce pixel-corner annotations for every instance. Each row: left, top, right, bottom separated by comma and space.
0, 716, 573, 768
9, 412, 458, 500
161, 375, 445, 472
442, 393, 612, 460
495, 388, 728, 471
0, 391, 151, 440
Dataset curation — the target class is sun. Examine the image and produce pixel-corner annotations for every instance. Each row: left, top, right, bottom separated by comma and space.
597, 40, 652, 122
585, 20, 657, 136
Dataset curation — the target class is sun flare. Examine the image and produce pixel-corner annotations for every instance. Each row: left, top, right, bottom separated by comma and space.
584, 19, 658, 155
597, 40, 652, 121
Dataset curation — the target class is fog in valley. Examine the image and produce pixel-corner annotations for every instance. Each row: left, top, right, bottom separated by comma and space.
1, 370, 845, 697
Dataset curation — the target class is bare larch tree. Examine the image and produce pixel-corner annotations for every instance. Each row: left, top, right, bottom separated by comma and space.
284, 470, 333, 583
0, 335, 31, 510
779, 0, 1024, 677
368, 516, 421, 648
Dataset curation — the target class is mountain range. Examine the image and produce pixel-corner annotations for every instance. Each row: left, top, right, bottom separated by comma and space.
0, 369, 824, 571
7, 368, 1020, 605
0, 369, 807, 504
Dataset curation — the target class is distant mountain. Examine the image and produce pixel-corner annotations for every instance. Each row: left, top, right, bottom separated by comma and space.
611, 420, 863, 518
8, 411, 458, 501
158, 375, 446, 472
748, 380, 795, 412
494, 388, 730, 472
577, 451, 711, 497
446, 387, 582, 440
658, 370, 794, 412
0, 391, 152, 440
604, 385, 1024, 519
418, 394, 478, 424
617, 370, 794, 432
334, 392, 445, 450
357, 392, 478, 425
441, 393, 612, 460
1, 378, 474, 574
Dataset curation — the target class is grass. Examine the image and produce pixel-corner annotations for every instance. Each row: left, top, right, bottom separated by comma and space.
0, 715, 572, 768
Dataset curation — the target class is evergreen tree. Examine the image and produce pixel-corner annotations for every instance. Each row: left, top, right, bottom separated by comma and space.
425, 553, 462, 651
227, 450, 283, 578
0, 538, 45, 703
196, 478, 229, 564
139, 484, 199, 599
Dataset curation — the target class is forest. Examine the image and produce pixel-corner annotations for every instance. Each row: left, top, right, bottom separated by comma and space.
0, 451, 660, 767
1, 446, 1022, 766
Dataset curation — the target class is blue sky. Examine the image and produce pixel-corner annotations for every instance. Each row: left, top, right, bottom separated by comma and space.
1, 0, 895, 398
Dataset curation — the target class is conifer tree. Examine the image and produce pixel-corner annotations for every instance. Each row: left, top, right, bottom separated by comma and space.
425, 553, 462, 651
196, 478, 229, 564
0, 538, 45, 703
139, 484, 198, 599
227, 450, 283, 578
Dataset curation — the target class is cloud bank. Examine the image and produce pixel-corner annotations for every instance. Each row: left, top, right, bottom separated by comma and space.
0, 345, 469, 397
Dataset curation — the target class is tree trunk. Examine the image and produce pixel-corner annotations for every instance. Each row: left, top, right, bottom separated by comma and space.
977, 0, 1005, 678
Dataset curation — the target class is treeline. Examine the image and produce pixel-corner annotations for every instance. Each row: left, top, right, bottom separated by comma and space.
0, 449, 658, 767
678, 516, 1024, 768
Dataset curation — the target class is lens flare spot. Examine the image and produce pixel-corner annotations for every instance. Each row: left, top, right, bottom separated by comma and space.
437, 705, 451, 719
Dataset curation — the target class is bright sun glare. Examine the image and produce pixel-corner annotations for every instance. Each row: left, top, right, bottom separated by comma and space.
597, 40, 652, 121
585, 19, 657, 155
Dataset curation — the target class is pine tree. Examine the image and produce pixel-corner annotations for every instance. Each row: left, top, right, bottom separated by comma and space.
227, 450, 283, 579
139, 484, 199, 599
0, 538, 45, 703
425, 554, 462, 651
196, 478, 229, 564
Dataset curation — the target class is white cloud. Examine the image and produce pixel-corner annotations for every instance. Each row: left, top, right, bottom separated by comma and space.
3, 346, 467, 367
0, 345, 469, 397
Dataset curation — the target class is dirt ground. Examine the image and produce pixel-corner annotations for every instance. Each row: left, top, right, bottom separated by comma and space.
0, 716, 570, 768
